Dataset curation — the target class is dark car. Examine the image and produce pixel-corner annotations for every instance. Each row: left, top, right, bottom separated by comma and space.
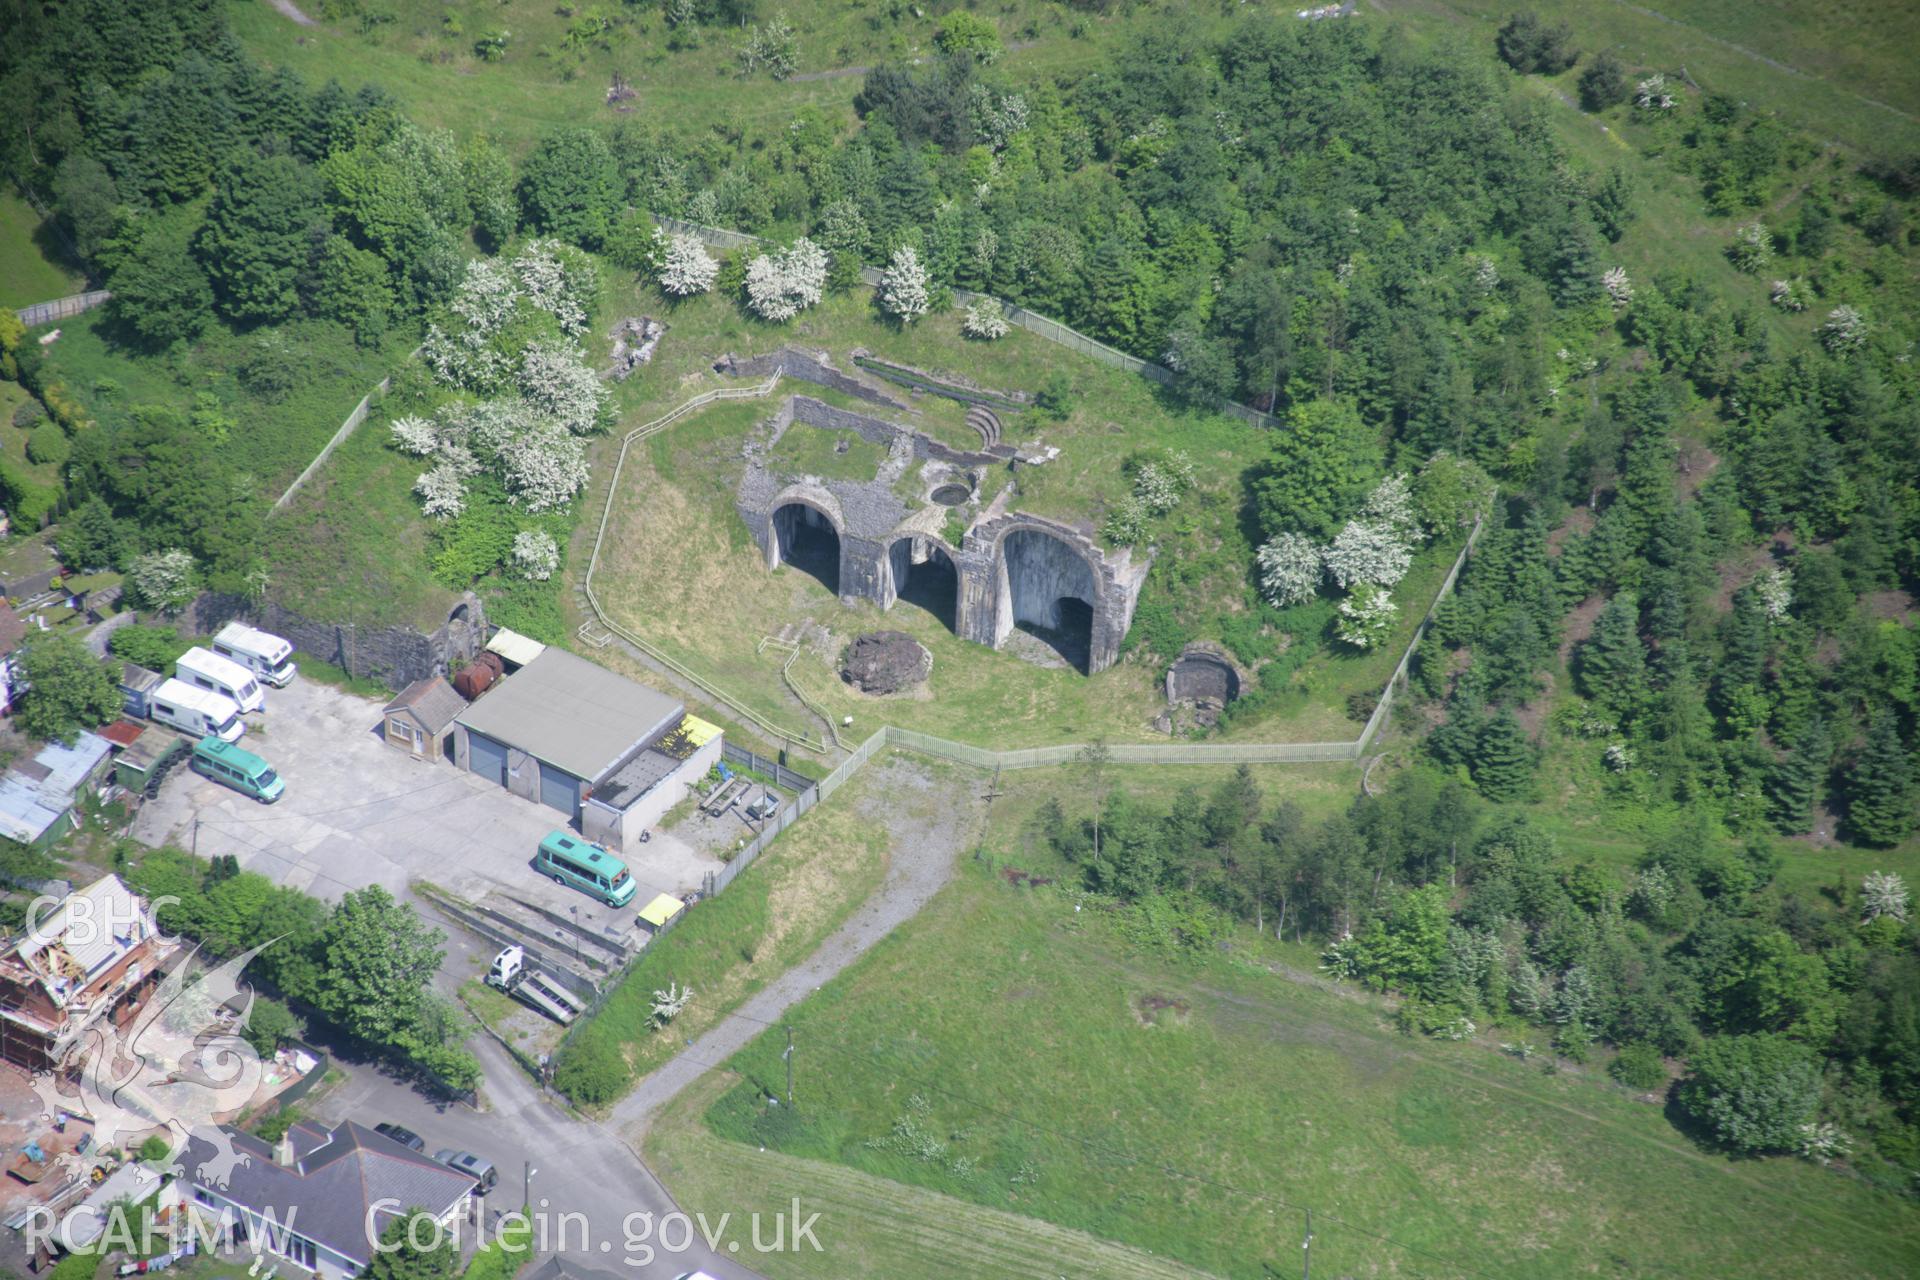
373, 1122, 425, 1153
433, 1148, 498, 1194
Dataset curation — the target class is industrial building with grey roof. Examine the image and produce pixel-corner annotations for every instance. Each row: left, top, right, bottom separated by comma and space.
452, 645, 723, 852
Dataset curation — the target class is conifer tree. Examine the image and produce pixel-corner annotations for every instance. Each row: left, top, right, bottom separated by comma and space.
1847, 711, 1914, 847
1578, 593, 1650, 726
1472, 711, 1535, 802
1767, 720, 1826, 836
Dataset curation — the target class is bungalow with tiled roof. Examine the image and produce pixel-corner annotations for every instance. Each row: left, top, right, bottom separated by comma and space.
180, 1119, 478, 1280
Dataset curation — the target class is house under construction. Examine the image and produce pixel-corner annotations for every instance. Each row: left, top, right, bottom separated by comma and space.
0, 875, 178, 1074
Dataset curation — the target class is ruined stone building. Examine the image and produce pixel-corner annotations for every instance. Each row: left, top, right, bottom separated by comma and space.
729, 360, 1148, 675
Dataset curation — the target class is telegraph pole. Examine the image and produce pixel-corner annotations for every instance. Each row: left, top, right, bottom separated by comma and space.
783, 1025, 794, 1104
1302, 1209, 1313, 1280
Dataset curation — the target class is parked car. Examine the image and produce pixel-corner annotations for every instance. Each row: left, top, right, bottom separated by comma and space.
373, 1122, 425, 1152
433, 1149, 498, 1193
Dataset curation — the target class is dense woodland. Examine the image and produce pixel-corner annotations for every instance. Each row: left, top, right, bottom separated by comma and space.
4, 0, 1918, 1189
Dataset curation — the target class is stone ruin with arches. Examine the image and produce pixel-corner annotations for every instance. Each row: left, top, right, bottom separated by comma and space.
727, 351, 1147, 675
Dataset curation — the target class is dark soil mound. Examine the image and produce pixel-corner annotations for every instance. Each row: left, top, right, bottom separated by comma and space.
842, 630, 932, 695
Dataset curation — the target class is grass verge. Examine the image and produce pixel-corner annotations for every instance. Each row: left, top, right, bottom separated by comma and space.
556, 759, 891, 1105
661, 770, 1920, 1280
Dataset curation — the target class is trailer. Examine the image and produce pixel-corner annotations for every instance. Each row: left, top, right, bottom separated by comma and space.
485, 946, 586, 1025
701, 773, 748, 817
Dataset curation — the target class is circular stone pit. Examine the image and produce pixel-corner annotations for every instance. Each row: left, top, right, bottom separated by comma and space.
841, 630, 934, 695
930, 482, 971, 507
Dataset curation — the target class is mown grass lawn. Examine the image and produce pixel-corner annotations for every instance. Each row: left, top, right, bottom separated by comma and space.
232, 0, 1139, 160
671, 768, 1920, 1280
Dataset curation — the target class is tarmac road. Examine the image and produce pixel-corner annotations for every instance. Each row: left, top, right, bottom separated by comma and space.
307, 1033, 769, 1280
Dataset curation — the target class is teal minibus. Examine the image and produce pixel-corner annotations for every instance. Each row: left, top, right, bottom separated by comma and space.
535, 830, 637, 907
190, 736, 285, 803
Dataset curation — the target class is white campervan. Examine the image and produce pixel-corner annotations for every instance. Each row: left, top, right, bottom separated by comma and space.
149, 679, 244, 743
175, 647, 265, 714
211, 621, 297, 687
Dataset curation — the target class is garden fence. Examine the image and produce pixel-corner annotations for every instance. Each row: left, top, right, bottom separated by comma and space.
721, 741, 817, 792
15, 290, 109, 327
271, 344, 423, 513
1355, 515, 1484, 754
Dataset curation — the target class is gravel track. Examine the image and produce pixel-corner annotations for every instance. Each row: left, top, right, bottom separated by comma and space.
614, 754, 979, 1135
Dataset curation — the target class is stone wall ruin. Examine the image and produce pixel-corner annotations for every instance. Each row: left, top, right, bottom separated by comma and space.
735, 395, 1146, 674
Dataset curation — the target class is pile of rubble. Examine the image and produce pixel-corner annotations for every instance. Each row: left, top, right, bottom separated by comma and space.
607, 317, 666, 381
841, 630, 932, 695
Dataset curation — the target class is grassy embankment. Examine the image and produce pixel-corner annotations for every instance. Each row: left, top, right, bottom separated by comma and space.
640, 764, 1920, 1280
554, 755, 893, 1106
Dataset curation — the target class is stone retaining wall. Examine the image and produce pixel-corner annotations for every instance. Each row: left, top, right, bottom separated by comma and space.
185, 591, 488, 691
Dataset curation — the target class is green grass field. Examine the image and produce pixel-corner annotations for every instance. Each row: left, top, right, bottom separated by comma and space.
233, 0, 1130, 159
27, 306, 412, 496
1394, 0, 1920, 158
0, 192, 83, 309
646, 767, 1920, 1280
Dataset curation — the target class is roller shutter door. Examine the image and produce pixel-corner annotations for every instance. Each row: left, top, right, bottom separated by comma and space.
539, 760, 580, 817
468, 732, 508, 786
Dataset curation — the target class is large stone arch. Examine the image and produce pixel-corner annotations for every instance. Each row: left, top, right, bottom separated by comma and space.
767, 485, 847, 596
886, 536, 960, 631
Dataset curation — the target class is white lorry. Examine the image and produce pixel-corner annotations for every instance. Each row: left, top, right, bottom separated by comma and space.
485, 946, 586, 1025
211, 622, 298, 688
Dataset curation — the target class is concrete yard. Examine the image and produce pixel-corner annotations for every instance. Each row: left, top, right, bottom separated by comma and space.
129, 676, 726, 936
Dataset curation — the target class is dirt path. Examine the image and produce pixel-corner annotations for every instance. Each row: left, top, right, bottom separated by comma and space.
614, 755, 981, 1135
264, 0, 317, 26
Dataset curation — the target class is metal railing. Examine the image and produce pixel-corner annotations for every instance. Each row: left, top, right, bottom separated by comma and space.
15, 290, 109, 327
575, 373, 836, 753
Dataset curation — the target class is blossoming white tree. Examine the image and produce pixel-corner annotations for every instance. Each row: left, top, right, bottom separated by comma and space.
518, 340, 607, 435
1728, 221, 1773, 274
389, 415, 440, 456
659, 232, 720, 296
1770, 277, 1809, 312
1257, 533, 1323, 607
1323, 519, 1413, 589
499, 423, 589, 512
1360, 473, 1420, 538
414, 463, 468, 520
1821, 305, 1869, 355
1336, 583, 1397, 649
1602, 266, 1634, 309
130, 548, 197, 613
961, 297, 1010, 340
449, 258, 520, 334
744, 237, 827, 321
878, 246, 931, 324
510, 529, 561, 580
1634, 74, 1677, 110
1756, 568, 1793, 622
512, 238, 598, 336
1861, 871, 1911, 923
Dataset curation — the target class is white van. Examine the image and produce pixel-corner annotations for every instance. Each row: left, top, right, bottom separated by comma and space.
212, 622, 297, 688
175, 647, 264, 714
149, 679, 244, 743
